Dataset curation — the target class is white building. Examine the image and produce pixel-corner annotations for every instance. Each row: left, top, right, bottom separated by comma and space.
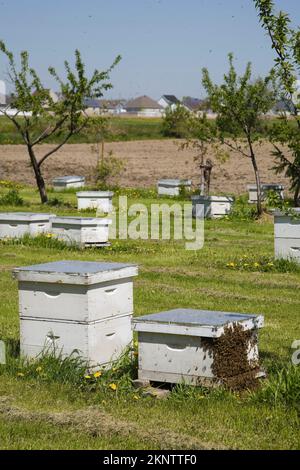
158, 95, 180, 111
124, 95, 163, 117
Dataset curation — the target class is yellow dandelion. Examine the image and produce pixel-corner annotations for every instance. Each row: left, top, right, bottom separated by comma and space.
17, 372, 24, 377
133, 395, 140, 400
227, 262, 236, 267
36, 366, 42, 373
84, 375, 91, 380
94, 371, 102, 378
134, 340, 138, 347
253, 262, 260, 267
109, 383, 117, 391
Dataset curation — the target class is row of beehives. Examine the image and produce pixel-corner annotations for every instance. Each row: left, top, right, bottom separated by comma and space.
13, 260, 264, 386
0, 212, 111, 247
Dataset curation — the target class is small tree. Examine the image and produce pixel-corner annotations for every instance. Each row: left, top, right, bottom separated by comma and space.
202, 54, 276, 215
254, 0, 300, 206
88, 116, 124, 188
180, 114, 216, 195
162, 104, 191, 138
0, 40, 120, 203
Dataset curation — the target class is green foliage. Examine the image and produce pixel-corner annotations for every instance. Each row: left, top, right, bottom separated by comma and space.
225, 254, 300, 273
228, 195, 258, 221
162, 104, 191, 138
0, 189, 24, 206
96, 151, 125, 187
0, 180, 24, 190
202, 53, 276, 215
0, 40, 120, 203
251, 363, 300, 411
254, 0, 300, 204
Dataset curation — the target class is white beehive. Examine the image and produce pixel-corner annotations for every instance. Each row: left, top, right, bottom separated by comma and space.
13, 260, 138, 367
77, 191, 114, 213
274, 209, 300, 262
0, 212, 54, 239
53, 175, 85, 191
133, 308, 264, 386
157, 179, 192, 197
51, 216, 111, 247
248, 184, 284, 204
192, 195, 234, 219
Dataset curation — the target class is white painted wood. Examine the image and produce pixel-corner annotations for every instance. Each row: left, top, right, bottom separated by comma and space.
191, 196, 234, 219
274, 211, 300, 262
53, 176, 85, 191
51, 216, 111, 246
20, 313, 132, 367
248, 184, 284, 204
157, 179, 192, 196
133, 309, 263, 385
18, 278, 134, 322
0, 212, 54, 239
13, 260, 138, 285
77, 191, 113, 212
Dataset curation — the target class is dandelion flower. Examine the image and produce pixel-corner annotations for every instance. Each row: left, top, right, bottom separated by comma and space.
17, 372, 24, 377
36, 366, 42, 373
133, 395, 140, 400
109, 383, 117, 391
84, 375, 91, 380
94, 371, 102, 378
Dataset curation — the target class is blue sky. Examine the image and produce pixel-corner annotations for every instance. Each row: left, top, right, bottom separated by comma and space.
0, 0, 299, 100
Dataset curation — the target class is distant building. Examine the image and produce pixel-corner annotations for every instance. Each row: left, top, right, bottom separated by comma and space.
181, 96, 204, 112
124, 95, 163, 117
158, 95, 180, 110
0, 80, 6, 106
32, 88, 59, 108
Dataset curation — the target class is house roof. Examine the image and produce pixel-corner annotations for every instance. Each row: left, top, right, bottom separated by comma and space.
161, 95, 180, 105
125, 95, 163, 110
182, 97, 203, 111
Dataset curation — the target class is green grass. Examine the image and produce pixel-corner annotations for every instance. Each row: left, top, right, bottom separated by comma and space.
0, 186, 299, 449
0, 116, 165, 144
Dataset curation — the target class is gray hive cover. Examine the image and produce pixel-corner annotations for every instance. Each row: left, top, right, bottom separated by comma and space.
247, 184, 284, 190
13, 260, 138, 285
0, 212, 53, 221
158, 179, 191, 187
76, 191, 113, 197
52, 216, 111, 225
133, 308, 264, 338
53, 176, 84, 183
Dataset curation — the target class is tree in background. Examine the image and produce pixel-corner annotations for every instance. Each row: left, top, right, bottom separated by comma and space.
88, 116, 124, 188
254, 0, 300, 206
0, 40, 120, 203
202, 54, 276, 215
162, 104, 191, 138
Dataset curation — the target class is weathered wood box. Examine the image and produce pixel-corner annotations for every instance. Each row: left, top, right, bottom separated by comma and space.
191, 195, 234, 219
53, 175, 85, 191
157, 179, 192, 197
248, 184, 284, 204
51, 216, 111, 247
274, 209, 300, 262
132, 308, 264, 386
0, 212, 54, 239
77, 191, 114, 213
13, 260, 138, 367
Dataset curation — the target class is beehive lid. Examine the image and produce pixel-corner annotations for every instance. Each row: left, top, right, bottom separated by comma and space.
191, 195, 234, 202
247, 184, 284, 190
53, 176, 84, 183
132, 308, 264, 338
0, 212, 53, 222
76, 191, 114, 198
52, 216, 112, 226
13, 260, 138, 285
158, 179, 191, 187
273, 208, 300, 217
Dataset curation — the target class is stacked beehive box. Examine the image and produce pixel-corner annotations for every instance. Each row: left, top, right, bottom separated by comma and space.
13, 260, 138, 368
157, 179, 192, 196
51, 216, 111, 247
0, 212, 54, 239
77, 191, 114, 213
274, 209, 300, 262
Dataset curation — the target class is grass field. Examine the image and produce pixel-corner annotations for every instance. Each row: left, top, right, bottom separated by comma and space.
0, 116, 164, 145
0, 185, 299, 450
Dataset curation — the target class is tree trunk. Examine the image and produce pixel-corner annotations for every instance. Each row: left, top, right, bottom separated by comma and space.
27, 145, 48, 204
294, 182, 300, 207
251, 155, 262, 216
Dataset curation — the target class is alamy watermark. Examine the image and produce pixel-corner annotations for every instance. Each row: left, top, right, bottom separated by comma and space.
97, 196, 204, 251
291, 340, 300, 365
